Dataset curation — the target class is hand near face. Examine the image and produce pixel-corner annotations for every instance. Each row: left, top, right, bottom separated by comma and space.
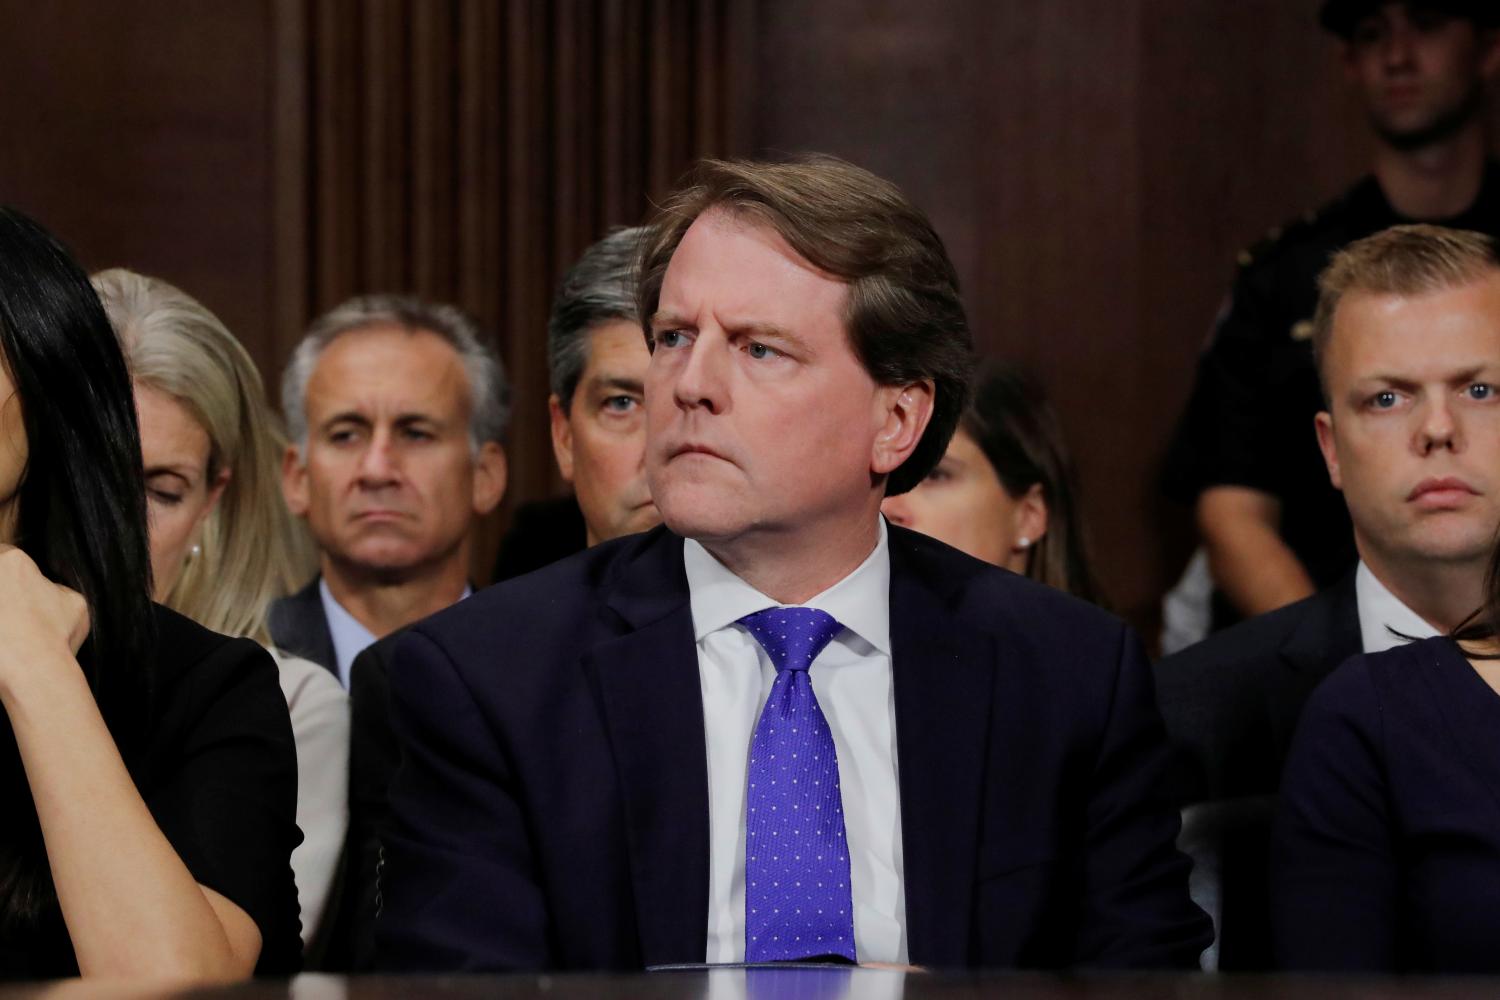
0, 544, 90, 702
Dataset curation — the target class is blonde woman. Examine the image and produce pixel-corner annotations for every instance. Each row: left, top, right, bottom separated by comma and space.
93, 268, 349, 949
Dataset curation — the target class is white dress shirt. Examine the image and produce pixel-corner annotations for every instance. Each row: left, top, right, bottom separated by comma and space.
1355, 560, 1441, 654
319, 579, 376, 690
270, 648, 350, 945
689, 518, 908, 965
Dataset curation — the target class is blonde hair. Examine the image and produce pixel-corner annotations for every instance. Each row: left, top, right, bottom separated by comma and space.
93, 268, 314, 644
1313, 224, 1500, 397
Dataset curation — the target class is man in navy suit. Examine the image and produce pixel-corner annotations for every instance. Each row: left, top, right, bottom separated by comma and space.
376, 154, 1210, 971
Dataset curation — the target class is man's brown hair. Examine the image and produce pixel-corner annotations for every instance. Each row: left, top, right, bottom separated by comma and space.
636, 154, 974, 496
1313, 224, 1500, 399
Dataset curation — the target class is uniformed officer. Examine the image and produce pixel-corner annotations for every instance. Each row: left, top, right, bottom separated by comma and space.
1164, 0, 1500, 626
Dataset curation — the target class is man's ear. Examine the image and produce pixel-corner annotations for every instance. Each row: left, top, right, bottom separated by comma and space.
472, 441, 508, 516
549, 394, 576, 483
281, 445, 310, 517
870, 383, 936, 476
1315, 411, 1343, 491
871, 380, 935, 476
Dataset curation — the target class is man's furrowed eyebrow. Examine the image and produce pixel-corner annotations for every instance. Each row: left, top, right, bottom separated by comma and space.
587, 375, 645, 394
649, 310, 692, 329
729, 320, 807, 349
320, 411, 372, 430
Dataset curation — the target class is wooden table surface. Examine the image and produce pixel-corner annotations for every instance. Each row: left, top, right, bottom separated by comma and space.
8, 970, 1500, 1000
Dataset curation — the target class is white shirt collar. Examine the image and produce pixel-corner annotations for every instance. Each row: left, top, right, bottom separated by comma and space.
1355, 560, 1441, 655
682, 517, 891, 654
318, 577, 473, 688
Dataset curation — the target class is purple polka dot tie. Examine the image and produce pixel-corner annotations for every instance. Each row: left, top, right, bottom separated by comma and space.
738, 606, 857, 964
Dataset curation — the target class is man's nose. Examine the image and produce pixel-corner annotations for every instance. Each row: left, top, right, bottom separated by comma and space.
1417, 398, 1460, 455
356, 429, 402, 484
673, 335, 729, 415
1381, 20, 1417, 70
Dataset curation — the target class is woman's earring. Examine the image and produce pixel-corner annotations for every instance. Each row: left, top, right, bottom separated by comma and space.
1017, 536, 1031, 549
187, 543, 202, 562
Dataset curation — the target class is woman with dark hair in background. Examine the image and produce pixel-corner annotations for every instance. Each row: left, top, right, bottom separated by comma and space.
0, 207, 300, 981
882, 361, 1102, 602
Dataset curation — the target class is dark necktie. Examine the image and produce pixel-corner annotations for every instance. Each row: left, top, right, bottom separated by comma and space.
738, 606, 857, 963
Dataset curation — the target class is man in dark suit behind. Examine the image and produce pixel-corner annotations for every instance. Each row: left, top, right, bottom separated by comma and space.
1157, 224, 1500, 967
376, 154, 1210, 971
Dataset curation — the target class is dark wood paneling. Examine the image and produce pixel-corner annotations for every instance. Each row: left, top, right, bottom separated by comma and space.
748, 1, 1499, 634
0, 1, 280, 379
296, 0, 748, 576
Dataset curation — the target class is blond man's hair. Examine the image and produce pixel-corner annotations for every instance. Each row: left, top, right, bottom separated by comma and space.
1313, 224, 1500, 398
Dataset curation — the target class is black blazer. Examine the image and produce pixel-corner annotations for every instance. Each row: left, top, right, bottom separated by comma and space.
1273, 636, 1500, 972
268, 577, 338, 680
1153, 574, 1360, 971
374, 525, 1209, 971
1155, 573, 1360, 804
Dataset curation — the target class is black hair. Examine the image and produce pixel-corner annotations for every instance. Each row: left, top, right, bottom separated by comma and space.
963, 362, 1103, 605
0, 206, 155, 927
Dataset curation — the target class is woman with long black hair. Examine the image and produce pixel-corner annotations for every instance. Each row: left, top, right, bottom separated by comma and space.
0, 207, 300, 980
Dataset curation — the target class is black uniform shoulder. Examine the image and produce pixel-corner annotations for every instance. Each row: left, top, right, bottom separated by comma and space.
1234, 176, 1384, 279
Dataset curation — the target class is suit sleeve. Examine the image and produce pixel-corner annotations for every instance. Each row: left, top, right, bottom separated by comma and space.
375, 628, 551, 971
1075, 624, 1214, 968
1270, 661, 1397, 971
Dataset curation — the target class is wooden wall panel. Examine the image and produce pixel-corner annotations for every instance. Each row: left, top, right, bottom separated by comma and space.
0, 1, 281, 379
292, 0, 749, 577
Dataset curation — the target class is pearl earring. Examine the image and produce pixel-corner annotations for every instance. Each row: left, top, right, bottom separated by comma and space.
1017, 536, 1031, 549
188, 543, 202, 561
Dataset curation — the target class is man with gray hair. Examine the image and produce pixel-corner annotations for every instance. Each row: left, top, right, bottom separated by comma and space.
491, 227, 660, 579
270, 294, 509, 688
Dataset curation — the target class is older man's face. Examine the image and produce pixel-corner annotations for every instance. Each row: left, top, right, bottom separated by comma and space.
643, 208, 919, 553
283, 324, 506, 580
550, 319, 659, 545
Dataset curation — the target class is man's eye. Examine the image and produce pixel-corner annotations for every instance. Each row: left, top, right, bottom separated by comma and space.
746, 342, 779, 360
1468, 383, 1495, 401
602, 395, 639, 414
658, 330, 686, 349
1371, 390, 1399, 409
402, 427, 434, 441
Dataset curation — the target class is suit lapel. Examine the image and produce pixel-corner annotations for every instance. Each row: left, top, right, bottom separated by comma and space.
1272, 572, 1361, 753
269, 576, 339, 679
887, 529, 995, 967
585, 530, 711, 966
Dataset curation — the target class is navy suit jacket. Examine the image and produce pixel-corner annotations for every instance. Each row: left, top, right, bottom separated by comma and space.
376, 525, 1209, 971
